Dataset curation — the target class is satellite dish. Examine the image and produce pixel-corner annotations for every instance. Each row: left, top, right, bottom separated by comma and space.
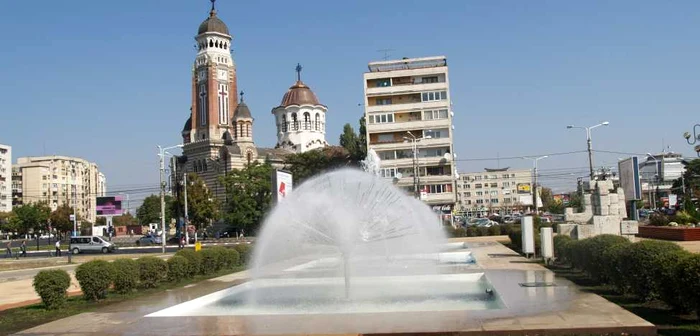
395, 172, 403, 179
443, 153, 452, 161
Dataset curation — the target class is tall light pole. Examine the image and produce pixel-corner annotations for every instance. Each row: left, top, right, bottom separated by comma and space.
158, 144, 183, 253
682, 124, 700, 157
567, 121, 610, 180
522, 156, 548, 214
646, 153, 660, 209
404, 131, 431, 199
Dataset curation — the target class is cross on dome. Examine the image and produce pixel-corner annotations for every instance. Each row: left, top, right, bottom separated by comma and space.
240, 90, 245, 102
295, 63, 302, 82
210, 0, 216, 12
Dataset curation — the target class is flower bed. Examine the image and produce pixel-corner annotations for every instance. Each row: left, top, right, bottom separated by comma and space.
638, 225, 700, 241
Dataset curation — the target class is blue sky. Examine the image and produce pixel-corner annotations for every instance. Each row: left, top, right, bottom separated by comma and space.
1, 0, 699, 207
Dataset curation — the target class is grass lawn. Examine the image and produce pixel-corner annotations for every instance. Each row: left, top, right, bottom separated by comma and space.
548, 264, 700, 336
0, 266, 245, 336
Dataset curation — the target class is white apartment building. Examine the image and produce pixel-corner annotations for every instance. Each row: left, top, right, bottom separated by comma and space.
12, 156, 106, 223
456, 168, 538, 217
363, 56, 457, 214
0, 144, 11, 212
639, 152, 687, 207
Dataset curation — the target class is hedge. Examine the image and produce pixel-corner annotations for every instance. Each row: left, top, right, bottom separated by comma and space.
175, 249, 202, 276
75, 260, 113, 301
138, 257, 168, 288
675, 254, 700, 321
219, 248, 240, 269
508, 228, 541, 253
33, 269, 71, 309
553, 235, 573, 263
200, 248, 221, 274
167, 255, 190, 282
447, 224, 515, 238
620, 240, 685, 301
601, 242, 632, 294
578, 235, 630, 282
112, 258, 139, 294
233, 244, 252, 265
657, 249, 693, 313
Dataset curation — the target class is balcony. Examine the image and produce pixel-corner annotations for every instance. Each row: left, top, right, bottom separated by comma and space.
366, 100, 449, 113
366, 82, 448, 97
423, 192, 455, 204
370, 137, 451, 151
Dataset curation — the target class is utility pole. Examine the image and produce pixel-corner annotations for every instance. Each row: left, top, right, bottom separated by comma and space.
158, 144, 183, 254
523, 156, 548, 214
567, 121, 609, 180
183, 172, 190, 244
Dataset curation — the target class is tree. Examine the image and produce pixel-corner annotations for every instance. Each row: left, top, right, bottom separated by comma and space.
136, 194, 174, 225
539, 187, 554, 211
95, 217, 106, 226
181, 173, 219, 231
113, 213, 137, 227
12, 202, 51, 235
357, 116, 367, 159
673, 159, 700, 199
0, 211, 18, 234
284, 146, 352, 184
50, 204, 74, 234
338, 116, 367, 163
221, 162, 273, 234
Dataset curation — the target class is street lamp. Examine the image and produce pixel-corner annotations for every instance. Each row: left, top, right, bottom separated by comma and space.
567, 121, 610, 179
403, 131, 431, 199
158, 144, 183, 254
646, 153, 660, 209
522, 155, 548, 214
683, 124, 700, 157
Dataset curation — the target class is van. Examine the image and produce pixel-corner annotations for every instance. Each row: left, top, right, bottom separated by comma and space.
69, 236, 116, 254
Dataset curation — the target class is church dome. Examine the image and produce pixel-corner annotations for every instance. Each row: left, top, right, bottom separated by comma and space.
233, 101, 252, 120
198, 9, 229, 35
182, 116, 191, 132
279, 81, 321, 107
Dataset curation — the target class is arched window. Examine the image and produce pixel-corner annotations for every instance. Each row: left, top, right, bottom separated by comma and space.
303, 112, 311, 130
315, 113, 320, 131
209, 40, 213, 48
281, 115, 287, 132
246, 122, 252, 138
246, 152, 253, 165
203, 160, 208, 172
239, 122, 244, 138
291, 113, 298, 131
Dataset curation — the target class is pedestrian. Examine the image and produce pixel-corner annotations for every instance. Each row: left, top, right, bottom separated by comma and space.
130, 229, 134, 238
5, 241, 11, 258
179, 236, 185, 250
54, 239, 61, 257
20, 240, 26, 257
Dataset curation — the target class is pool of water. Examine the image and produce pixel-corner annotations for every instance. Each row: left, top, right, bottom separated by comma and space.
149, 273, 502, 316
284, 251, 475, 272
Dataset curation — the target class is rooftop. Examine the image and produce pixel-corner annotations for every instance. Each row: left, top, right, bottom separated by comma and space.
367, 56, 447, 72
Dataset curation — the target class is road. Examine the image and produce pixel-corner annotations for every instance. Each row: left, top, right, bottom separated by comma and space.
2, 245, 188, 259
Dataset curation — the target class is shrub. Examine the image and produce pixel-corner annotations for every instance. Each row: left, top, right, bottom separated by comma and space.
200, 248, 221, 274
621, 240, 684, 301
649, 212, 670, 226
657, 250, 693, 313
488, 225, 501, 236
466, 227, 477, 237
233, 244, 252, 265
569, 239, 592, 270
499, 224, 513, 235
579, 235, 630, 282
167, 255, 190, 282
175, 249, 202, 276
675, 254, 700, 320
33, 269, 71, 309
508, 228, 541, 253
112, 259, 139, 294
476, 226, 489, 236
219, 248, 240, 269
553, 235, 573, 263
75, 260, 113, 301
601, 242, 632, 294
138, 256, 168, 288
673, 211, 695, 225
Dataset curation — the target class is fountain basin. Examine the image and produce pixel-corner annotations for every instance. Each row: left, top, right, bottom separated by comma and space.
148, 273, 500, 317
283, 251, 475, 272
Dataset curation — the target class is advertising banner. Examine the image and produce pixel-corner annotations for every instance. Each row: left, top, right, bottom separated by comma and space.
618, 157, 642, 201
517, 183, 531, 194
96, 196, 123, 216
271, 170, 293, 204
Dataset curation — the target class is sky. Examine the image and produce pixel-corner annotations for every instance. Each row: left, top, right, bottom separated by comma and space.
1, 0, 699, 210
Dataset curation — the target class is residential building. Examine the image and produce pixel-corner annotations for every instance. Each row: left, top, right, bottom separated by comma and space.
456, 168, 537, 217
12, 156, 106, 223
363, 56, 456, 214
639, 152, 687, 207
0, 144, 11, 212
174, 2, 325, 204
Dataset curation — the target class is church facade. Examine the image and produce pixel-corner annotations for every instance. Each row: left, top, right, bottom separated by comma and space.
175, 1, 327, 202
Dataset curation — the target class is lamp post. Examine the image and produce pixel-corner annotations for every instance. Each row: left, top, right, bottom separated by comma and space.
403, 131, 431, 199
158, 144, 183, 253
683, 124, 700, 157
646, 153, 660, 209
567, 121, 610, 179
522, 156, 548, 214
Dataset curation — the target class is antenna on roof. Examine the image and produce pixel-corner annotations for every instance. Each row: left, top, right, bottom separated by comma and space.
377, 49, 395, 61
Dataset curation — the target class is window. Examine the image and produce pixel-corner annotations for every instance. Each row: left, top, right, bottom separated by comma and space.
291, 113, 299, 131
369, 113, 394, 124
474, 176, 482, 181
421, 91, 447, 102
424, 128, 449, 139
476, 199, 484, 204
490, 190, 498, 196
376, 78, 391, 87
218, 83, 229, 125
426, 184, 452, 193
476, 191, 483, 196
502, 174, 510, 179
198, 84, 208, 126
303, 112, 311, 130
490, 183, 498, 188
426, 166, 446, 176
421, 76, 439, 83
377, 133, 394, 143
380, 168, 397, 178
418, 147, 449, 158
315, 113, 320, 130
377, 150, 395, 160
466, 200, 472, 205
464, 184, 471, 189
280, 115, 287, 132
465, 192, 471, 197
92, 237, 101, 243
475, 184, 482, 189
503, 182, 510, 187
491, 199, 499, 204
376, 98, 392, 105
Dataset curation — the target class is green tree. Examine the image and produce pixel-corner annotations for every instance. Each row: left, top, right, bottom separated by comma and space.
539, 187, 554, 211
136, 194, 174, 225
284, 146, 352, 184
338, 117, 367, 163
12, 202, 51, 235
221, 162, 273, 234
49, 204, 74, 235
357, 116, 367, 159
113, 213, 137, 227
0, 211, 18, 234
182, 173, 219, 231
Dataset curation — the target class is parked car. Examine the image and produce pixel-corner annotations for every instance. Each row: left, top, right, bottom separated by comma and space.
69, 236, 116, 254
166, 236, 195, 245
136, 234, 162, 246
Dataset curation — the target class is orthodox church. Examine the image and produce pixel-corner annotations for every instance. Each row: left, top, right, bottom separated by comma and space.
176, 0, 328, 201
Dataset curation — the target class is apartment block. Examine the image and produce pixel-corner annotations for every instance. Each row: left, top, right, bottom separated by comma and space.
12, 156, 106, 223
0, 144, 11, 212
456, 168, 536, 217
638, 152, 688, 207
363, 56, 456, 213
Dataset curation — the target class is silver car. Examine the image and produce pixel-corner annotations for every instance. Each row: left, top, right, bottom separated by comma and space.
69, 236, 115, 254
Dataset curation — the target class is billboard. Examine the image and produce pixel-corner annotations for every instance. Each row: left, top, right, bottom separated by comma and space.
517, 183, 531, 194
96, 196, 123, 216
618, 157, 642, 201
271, 170, 293, 204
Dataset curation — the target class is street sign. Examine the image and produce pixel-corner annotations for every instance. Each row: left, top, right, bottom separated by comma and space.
69, 214, 75, 221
